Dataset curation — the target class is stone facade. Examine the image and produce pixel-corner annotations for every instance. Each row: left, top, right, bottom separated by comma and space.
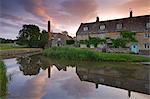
51, 33, 73, 46
76, 14, 150, 54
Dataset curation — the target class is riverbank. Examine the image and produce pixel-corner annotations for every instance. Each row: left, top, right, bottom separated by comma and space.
0, 60, 7, 97
0, 48, 43, 59
43, 47, 150, 62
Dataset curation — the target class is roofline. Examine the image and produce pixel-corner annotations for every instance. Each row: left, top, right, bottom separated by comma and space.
82, 15, 150, 25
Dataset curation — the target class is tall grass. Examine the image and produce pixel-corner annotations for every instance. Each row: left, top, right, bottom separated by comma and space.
43, 47, 150, 62
0, 60, 7, 96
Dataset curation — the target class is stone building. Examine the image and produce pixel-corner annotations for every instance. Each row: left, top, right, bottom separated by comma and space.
76, 11, 150, 54
51, 32, 72, 46
47, 21, 73, 47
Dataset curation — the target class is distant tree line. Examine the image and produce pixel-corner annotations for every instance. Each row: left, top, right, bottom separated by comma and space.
0, 38, 16, 43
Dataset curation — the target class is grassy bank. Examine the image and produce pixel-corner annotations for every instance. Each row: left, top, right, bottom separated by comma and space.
0, 60, 7, 97
0, 43, 26, 50
43, 47, 150, 62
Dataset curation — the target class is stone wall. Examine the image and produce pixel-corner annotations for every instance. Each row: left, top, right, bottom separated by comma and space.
136, 32, 150, 50
106, 48, 130, 53
0, 48, 42, 59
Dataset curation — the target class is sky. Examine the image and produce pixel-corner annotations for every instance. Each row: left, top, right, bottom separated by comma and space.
0, 0, 150, 39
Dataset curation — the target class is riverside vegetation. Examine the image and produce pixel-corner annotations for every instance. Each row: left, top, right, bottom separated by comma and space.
43, 47, 150, 62
0, 60, 7, 97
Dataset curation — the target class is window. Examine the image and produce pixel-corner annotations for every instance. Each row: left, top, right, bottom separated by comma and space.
100, 25, 106, 30
146, 23, 150, 28
144, 43, 150, 49
144, 33, 150, 38
58, 38, 61, 41
83, 27, 88, 31
116, 24, 123, 30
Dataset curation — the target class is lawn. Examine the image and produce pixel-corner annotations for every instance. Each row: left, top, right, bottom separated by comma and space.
0, 43, 26, 50
43, 47, 150, 62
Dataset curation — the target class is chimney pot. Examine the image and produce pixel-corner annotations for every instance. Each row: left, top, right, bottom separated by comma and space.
130, 10, 133, 18
96, 17, 99, 22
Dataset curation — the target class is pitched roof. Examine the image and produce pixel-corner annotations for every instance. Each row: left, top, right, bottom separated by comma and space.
76, 15, 150, 35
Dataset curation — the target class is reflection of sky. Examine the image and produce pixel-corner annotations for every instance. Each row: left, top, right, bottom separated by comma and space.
3, 58, 150, 99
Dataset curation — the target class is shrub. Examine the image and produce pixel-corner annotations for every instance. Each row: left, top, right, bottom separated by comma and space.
66, 40, 75, 45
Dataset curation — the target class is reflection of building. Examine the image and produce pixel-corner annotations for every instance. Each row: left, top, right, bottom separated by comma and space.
48, 66, 51, 78
76, 11, 150, 54
76, 67, 150, 97
55, 65, 67, 71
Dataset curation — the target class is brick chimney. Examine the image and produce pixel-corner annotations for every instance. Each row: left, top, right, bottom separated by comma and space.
130, 10, 133, 18
48, 20, 51, 32
96, 17, 99, 22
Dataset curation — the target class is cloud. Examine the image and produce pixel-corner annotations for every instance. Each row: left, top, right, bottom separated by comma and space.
115, 0, 150, 16
61, 0, 98, 22
0, 0, 149, 39
21, 0, 52, 21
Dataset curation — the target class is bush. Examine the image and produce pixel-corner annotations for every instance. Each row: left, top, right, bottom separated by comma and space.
66, 40, 75, 45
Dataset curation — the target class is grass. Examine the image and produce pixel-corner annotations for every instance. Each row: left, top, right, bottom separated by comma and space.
0, 43, 26, 50
0, 60, 7, 97
43, 47, 150, 62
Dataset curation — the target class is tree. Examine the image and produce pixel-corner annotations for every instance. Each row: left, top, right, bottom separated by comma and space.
17, 24, 48, 48
38, 30, 49, 48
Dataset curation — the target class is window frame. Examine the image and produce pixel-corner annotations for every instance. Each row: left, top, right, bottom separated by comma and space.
144, 43, 150, 49
146, 23, 150, 29
116, 23, 123, 30
99, 24, 106, 31
83, 26, 89, 31
144, 33, 150, 38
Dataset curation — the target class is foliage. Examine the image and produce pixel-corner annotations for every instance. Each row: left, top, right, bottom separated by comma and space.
66, 40, 75, 45
88, 37, 106, 47
0, 61, 7, 96
112, 38, 127, 48
79, 37, 106, 47
112, 31, 137, 48
43, 47, 98, 61
17, 24, 48, 48
43, 47, 150, 62
38, 30, 49, 48
0, 38, 16, 43
121, 31, 137, 42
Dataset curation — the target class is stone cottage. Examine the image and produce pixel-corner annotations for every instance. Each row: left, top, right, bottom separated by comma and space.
47, 21, 73, 47
76, 11, 150, 54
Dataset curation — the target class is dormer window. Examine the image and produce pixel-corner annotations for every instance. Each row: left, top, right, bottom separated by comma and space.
100, 25, 106, 30
116, 23, 123, 30
83, 27, 88, 31
146, 23, 150, 28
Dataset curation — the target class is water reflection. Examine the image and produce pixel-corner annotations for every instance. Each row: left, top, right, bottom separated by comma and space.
15, 54, 150, 97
